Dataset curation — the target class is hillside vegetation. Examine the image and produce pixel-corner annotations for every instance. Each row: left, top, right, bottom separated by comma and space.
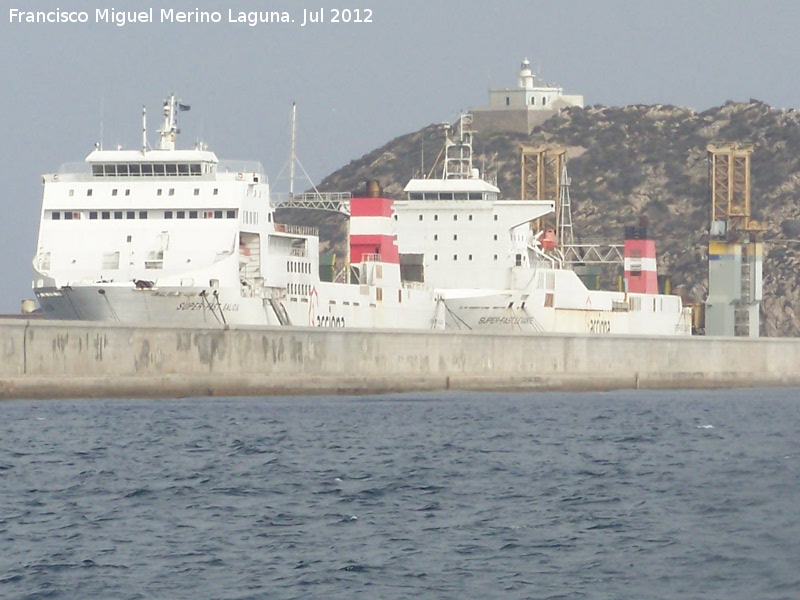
278, 101, 800, 337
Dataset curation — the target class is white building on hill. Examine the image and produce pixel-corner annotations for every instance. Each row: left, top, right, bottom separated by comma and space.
471, 58, 584, 134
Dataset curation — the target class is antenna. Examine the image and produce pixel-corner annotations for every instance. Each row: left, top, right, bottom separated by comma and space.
141, 105, 147, 154
420, 130, 425, 179
289, 102, 297, 197
99, 95, 104, 150
273, 102, 325, 198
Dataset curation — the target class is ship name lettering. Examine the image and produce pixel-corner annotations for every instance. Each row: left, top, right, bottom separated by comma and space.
478, 316, 535, 325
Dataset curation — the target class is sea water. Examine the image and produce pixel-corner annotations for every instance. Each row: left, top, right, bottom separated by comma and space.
2, 388, 799, 599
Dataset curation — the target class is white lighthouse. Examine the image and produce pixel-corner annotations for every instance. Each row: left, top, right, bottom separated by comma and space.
471, 58, 584, 134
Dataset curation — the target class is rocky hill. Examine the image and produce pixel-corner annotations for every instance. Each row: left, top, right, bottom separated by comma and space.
277, 101, 800, 337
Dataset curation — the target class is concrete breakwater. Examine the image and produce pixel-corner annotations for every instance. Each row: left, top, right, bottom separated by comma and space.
2, 318, 800, 399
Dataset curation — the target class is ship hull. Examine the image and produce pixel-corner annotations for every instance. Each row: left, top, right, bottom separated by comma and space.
35, 283, 442, 330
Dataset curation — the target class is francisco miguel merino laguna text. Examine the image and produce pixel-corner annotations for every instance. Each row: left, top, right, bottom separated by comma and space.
8, 8, 374, 27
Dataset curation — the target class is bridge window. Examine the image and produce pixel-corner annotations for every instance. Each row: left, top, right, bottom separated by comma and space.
213, 188, 219, 195
102, 211, 110, 220
51, 212, 61, 220
114, 211, 123, 219
139, 211, 147, 219
112, 189, 118, 197
89, 211, 97, 220
126, 211, 135, 219
165, 211, 173, 219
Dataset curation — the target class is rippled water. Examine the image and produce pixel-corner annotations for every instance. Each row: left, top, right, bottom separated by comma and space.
2, 388, 799, 599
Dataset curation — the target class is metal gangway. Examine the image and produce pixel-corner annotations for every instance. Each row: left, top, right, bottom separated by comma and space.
272, 192, 351, 215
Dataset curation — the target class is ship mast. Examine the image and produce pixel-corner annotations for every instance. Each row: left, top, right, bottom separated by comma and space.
442, 114, 474, 179
156, 93, 190, 150
289, 102, 297, 197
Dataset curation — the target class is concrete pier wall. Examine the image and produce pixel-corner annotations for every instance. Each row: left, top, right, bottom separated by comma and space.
2, 318, 799, 399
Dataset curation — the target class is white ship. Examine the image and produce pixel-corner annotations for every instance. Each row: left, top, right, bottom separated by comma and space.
32, 94, 440, 329
392, 114, 693, 335
32, 94, 691, 336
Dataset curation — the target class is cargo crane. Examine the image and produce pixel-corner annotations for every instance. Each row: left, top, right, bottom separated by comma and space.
704, 142, 763, 337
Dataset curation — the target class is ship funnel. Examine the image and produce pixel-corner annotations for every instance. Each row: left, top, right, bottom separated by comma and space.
366, 180, 382, 198
623, 218, 658, 294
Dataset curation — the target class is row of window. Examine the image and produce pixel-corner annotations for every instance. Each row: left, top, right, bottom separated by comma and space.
91, 163, 208, 177
407, 192, 497, 201
49, 209, 238, 221
408, 213, 499, 222
287, 260, 311, 274
430, 234, 501, 241
288, 283, 312, 296
432, 254, 500, 262
70, 187, 219, 197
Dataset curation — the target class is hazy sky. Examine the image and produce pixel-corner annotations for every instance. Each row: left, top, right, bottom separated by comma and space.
1, 0, 798, 313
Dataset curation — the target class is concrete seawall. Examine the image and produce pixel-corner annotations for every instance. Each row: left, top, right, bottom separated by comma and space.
2, 318, 799, 399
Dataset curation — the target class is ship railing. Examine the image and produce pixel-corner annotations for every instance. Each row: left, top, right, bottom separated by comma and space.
217, 160, 265, 176
402, 280, 428, 291
272, 192, 351, 215
360, 253, 381, 263
560, 243, 625, 265
288, 247, 307, 257
276, 224, 318, 237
